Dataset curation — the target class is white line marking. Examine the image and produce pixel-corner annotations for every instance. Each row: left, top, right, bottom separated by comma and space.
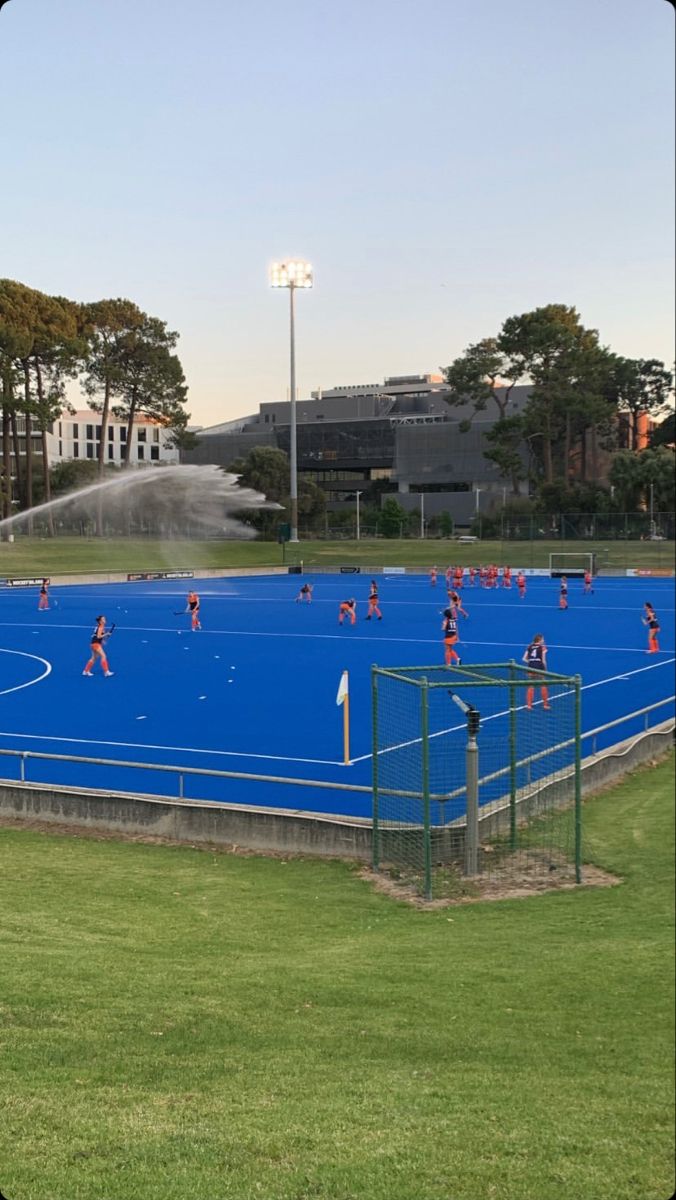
0, 729, 345, 768
0, 649, 52, 697
350, 657, 676, 763
0, 620, 671, 655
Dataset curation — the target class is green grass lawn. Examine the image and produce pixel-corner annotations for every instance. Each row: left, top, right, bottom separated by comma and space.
0, 534, 673, 575
0, 755, 673, 1200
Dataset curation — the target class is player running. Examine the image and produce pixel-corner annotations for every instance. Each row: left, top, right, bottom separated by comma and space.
559, 576, 569, 611
642, 602, 660, 654
502, 565, 512, 588
442, 607, 462, 666
339, 598, 357, 626
83, 615, 114, 678
38, 578, 50, 610
583, 568, 594, 595
430, 565, 438, 587
522, 634, 550, 711
295, 582, 313, 603
517, 571, 526, 599
365, 580, 382, 621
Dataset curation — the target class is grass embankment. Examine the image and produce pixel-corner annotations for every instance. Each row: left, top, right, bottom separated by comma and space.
0, 534, 673, 574
0, 755, 673, 1200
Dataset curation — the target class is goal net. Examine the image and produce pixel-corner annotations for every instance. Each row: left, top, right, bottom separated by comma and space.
548, 552, 596, 578
371, 663, 582, 900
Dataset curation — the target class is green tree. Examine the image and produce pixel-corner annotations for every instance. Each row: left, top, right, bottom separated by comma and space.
443, 337, 519, 422
438, 510, 454, 537
379, 497, 407, 538
609, 357, 673, 450
608, 447, 674, 518
649, 410, 675, 449
110, 316, 189, 464
81, 298, 145, 477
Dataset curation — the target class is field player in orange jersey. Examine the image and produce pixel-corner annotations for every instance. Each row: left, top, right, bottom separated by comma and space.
83, 615, 114, 678
502, 565, 512, 588
430, 565, 438, 587
522, 633, 550, 711
517, 571, 527, 599
339, 598, 357, 626
365, 580, 382, 621
447, 587, 468, 619
583, 568, 594, 595
187, 590, 201, 630
468, 566, 477, 587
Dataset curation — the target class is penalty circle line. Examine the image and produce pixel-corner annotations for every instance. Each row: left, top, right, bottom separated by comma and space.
0, 648, 52, 697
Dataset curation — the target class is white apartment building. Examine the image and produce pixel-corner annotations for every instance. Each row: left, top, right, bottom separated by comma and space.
49, 410, 179, 467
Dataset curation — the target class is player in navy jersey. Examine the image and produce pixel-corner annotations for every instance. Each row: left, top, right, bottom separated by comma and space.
442, 607, 462, 665
642, 602, 660, 653
559, 576, 568, 610
366, 580, 382, 620
522, 633, 550, 711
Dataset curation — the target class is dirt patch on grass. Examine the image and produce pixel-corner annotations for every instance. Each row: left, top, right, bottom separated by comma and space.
359, 856, 622, 909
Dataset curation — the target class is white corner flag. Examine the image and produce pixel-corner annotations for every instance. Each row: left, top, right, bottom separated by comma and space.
336, 670, 350, 765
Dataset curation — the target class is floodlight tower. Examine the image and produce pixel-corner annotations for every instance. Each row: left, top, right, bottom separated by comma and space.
269, 259, 313, 543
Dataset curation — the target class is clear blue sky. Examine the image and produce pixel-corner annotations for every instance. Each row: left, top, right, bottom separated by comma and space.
1, 0, 673, 427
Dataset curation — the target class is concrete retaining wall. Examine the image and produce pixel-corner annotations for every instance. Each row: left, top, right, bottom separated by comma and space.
0, 721, 672, 860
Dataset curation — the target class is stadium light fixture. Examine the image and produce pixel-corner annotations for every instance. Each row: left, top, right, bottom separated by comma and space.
269, 259, 314, 543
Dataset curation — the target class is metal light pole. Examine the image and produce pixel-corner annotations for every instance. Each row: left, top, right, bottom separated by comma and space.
270, 260, 313, 543
420, 492, 425, 539
355, 490, 363, 541
649, 481, 655, 536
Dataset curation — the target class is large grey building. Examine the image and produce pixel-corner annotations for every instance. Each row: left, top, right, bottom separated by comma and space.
182, 374, 531, 525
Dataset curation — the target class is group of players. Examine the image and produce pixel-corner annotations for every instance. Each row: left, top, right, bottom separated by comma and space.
33, 570, 663, 685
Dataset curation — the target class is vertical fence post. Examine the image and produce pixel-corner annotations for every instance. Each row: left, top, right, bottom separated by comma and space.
574, 675, 582, 885
20, 753, 26, 783
509, 661, 517, 851
371, 667, 380, 872
421, 677, 432, 901
465, 717, 479, 877
178, 773, 184, 800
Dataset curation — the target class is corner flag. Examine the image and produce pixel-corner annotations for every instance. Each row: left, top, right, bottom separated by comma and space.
336, 670, 350, 764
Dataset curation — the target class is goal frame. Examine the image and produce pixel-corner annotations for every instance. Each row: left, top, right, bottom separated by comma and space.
548, 552, 597, 578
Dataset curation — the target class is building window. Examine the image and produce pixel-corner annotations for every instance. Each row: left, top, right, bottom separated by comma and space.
108, 425, 114, 440
96, 425, 102, 438
71, 423, 79, 438
86, 424, 94, 440
150, 445, 160, 461
137, 445, 145, 461
58, 422, 63, 437
58, 441, 62, 456
137, 428, 147, 443
108, 444, 114, 460
152, 428, 160, 443
73, 442, 79, 458
86, 443, 94, 459
120, 427, 127, 442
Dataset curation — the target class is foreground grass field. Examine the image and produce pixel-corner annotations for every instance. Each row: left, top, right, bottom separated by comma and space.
0, 756, 673, 1200
0, 533, 674, 574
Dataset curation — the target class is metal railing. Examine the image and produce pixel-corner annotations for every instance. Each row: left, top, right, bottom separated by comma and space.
0, 696, 672, 807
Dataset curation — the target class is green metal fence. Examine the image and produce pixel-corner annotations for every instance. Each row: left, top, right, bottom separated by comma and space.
372, 663, 582, 900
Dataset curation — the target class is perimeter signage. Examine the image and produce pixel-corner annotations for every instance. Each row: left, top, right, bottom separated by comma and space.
127, 570, 195, 582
